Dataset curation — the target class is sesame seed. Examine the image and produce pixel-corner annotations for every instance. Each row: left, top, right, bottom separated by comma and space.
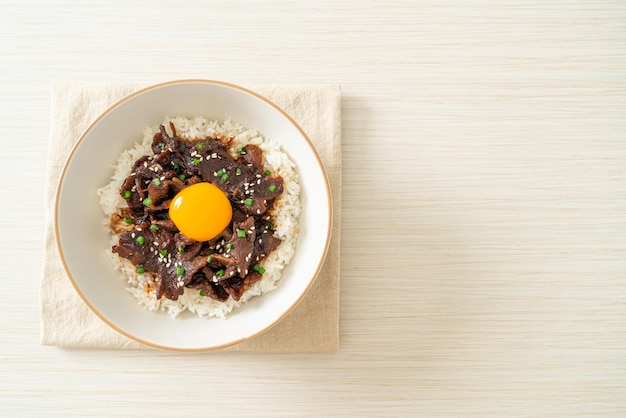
136, 227, 142, 231
131, 233, 136, 238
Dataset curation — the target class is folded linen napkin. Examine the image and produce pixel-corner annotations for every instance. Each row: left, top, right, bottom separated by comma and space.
40, 81, 341, 352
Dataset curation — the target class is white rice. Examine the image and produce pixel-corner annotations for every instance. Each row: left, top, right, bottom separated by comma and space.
96, 116, 300, 319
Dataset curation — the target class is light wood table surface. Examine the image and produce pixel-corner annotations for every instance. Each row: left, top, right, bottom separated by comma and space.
2, 1, 625, 416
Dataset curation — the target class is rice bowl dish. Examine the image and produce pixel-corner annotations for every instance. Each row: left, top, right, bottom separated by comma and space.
55, 79, 331, 350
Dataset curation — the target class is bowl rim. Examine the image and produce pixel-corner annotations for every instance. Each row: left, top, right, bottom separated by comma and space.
54, 79, 333, 351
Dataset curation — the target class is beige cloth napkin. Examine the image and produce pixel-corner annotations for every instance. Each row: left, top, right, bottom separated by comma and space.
40, 81, 341, 352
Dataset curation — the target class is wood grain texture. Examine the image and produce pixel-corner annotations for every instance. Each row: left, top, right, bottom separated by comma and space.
1, 0, 625, 416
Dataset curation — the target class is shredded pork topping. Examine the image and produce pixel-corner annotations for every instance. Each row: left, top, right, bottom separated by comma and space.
112, 123, 283, 302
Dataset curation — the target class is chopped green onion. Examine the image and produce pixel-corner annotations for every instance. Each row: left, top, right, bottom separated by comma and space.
268, 184, 277, 193
206, 255, 213, 263
216, 269, 225, 277
160, 143, 166, 151
173, 162, 180, 172
237, 147, 245, 154
264, 169, 271, 176
266, 222, 273, 230
197, 143, 203, 150
142, 197, 152, 207
216, 169, 225, 177
124, 216, 132, 225
237, 229, 246, 238
244, 198, 253, 206
136, 267, 146, 274
193, 157, 201, 165
160, 249, 168, 256
150, 224, 159, 231
176, 267, 185, 276
123, 190, 131, 199
236, 168, 241, 175
199, 290, 205, 297
178, 246, 184, 254
253, 264, 265, 275
153, 178, 161, 186
226, 243, 233, 250
179, 174, 186, 181
135, 236, 145, 245
221, 173, 229, 181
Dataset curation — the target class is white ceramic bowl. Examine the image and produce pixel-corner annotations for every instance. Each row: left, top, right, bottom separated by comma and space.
55, 80, 332, 351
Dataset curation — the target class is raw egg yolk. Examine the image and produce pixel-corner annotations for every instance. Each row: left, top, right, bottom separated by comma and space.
168, 182, 232, 242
